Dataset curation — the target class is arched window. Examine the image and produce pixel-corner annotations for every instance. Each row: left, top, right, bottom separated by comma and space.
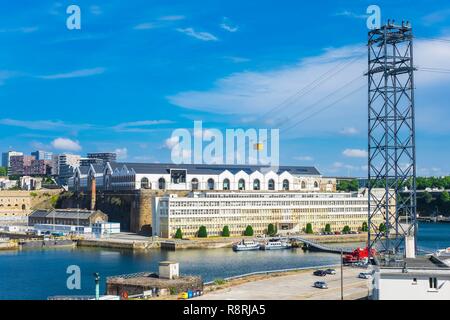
158, 178, 166, 190
21, 204, 26, 210
314, 181, 319, 188
140, 177, 150, 189
268, 179, 275, 191
223, 179, 230, 190
191, 178, 199, 190
253, 179, 260, 190
207, 178, 215, 190
238, 179, 246, 190
301, 181, 306, 189
283, 179, 290, 190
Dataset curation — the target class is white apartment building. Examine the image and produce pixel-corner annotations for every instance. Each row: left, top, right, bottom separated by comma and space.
153, 191, 382, 238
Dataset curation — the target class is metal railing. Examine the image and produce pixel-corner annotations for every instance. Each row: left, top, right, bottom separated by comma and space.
204, 264, 340, 285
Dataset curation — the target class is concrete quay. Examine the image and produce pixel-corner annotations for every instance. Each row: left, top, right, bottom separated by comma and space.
195, 266, 371, 300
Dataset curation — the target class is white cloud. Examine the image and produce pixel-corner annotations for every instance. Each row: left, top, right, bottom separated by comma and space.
51, 138, 82, 151
176, 27, 218, 41
133, 23, 157, 30
114, 148, 128, 160
38, 67, 105, 80
90, 5, 102, 15
0, 26, 39, 33
339, 127, 359, 135
0, 118, 93, 131
342, 148, 367, 158
334, 10, 367, 20
159, 15, 185, 21
220, 17, 238, 32
168, 37, 450, 137
294, 155, 314, 161
113, 120, 174, 132
422, 9, 450, 26
164, 136, 180, 149
223, 56, 250, 63
0, 71, 19, 86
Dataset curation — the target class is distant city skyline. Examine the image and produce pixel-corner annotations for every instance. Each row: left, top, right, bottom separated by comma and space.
1, 1, 450, 177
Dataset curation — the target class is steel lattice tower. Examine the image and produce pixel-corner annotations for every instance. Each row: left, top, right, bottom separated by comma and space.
367, 22, 417, 257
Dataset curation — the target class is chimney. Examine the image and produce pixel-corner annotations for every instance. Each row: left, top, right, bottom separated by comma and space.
91, 177, 96, 210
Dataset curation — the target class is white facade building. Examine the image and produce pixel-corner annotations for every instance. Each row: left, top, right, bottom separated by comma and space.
153, 191, 381, 238
70, 162, 336, 193
373, 256, 450, 300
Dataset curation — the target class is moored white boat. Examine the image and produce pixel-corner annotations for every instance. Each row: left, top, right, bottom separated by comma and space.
232, 240, 260, 251
261, 239, 292, 250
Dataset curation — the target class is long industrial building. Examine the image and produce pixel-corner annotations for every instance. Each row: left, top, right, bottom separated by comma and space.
69, 162, 336, 192
153, 191, 383, 238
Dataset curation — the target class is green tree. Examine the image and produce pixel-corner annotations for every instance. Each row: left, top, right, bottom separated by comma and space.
222, 226, 230, 237
423, 191, 433, 204
174, 228, 183, 239
379, 223, 386, 233
0, 167, 7, 176
361, 222, 368, 232
324, 224, 331, 233
440, 191, 450, 203
336, 179, 359, 192
342, 225, 351, 233
305, 223, 313, 234
244, 225, 254, 236
197, 226, 208, 238
267, 223, 276, 236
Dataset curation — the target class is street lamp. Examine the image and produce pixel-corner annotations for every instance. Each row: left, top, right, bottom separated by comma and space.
94, 272, 100, 300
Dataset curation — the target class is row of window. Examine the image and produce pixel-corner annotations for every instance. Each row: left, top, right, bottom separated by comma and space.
141, 177, 321, 191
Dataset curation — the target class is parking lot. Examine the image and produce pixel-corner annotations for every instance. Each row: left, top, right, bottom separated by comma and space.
195, 266, 372, 300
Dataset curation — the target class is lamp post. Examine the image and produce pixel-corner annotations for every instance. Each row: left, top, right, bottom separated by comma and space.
94, 272, 100, 300
340, 248, 344, 300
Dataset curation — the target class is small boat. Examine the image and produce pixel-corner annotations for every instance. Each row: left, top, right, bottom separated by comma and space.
261, 239, 292, 250
232, 240, 260, 251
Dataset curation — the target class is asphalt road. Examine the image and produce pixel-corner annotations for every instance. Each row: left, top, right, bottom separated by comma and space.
195, 267, 371, 300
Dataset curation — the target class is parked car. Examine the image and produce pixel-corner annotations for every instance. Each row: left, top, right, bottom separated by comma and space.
325, 268, 336, 275
313, 270, 327, 277
358, 272, 371, 279
314, 281, 328, 289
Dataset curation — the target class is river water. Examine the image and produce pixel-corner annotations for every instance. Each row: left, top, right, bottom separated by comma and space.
0, 222, 448, 300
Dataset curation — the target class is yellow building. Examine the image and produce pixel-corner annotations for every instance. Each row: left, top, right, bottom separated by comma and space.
153, 191, 383, 238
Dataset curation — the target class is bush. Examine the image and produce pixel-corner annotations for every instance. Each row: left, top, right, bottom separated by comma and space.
197, 226, 208, 238
305, 223, 313, 234
324, 224, 331, 233
342, 225, 351, 233
379, 223, 386, 233
222, 226, 230, 237
174, 228, 183, 239
361, 222, 368, 232
244, 225, 254, 236
169, 287, 177, 295
267, 223, 277, 236
213, 278, 226, 285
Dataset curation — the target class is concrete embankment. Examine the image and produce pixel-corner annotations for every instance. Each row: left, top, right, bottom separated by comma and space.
77, 239, 160, 250
19, 239, 76, 249
0, 241, 19, 250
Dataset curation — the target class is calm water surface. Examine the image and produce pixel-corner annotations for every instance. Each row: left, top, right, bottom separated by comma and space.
0, 222, 448, 299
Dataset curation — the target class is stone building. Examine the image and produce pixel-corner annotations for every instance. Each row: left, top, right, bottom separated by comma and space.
28, 209, 108, 227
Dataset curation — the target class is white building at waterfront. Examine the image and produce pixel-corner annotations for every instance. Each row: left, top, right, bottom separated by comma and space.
373, 255, 450, 300
152, 191, 382, 238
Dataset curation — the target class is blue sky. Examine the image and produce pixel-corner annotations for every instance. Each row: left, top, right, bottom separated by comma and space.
1, 0, 450, 177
